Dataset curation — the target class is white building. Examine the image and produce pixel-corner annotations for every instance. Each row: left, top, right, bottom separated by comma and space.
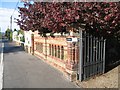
12, 31, 18, 41
24, 30, 33, 53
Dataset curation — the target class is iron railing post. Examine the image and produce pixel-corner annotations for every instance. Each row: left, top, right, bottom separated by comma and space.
103, 39, 106, 73
79, 29, 83, 81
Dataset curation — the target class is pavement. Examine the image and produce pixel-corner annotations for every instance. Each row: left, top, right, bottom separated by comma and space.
2, 40, 78, 88
0, 39, 119, 89
0, 39, 4, 90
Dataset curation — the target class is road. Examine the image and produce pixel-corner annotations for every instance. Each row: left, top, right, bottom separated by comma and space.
2, 40, 78, 88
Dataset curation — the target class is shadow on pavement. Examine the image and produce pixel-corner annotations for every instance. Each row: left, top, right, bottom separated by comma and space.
3, 40, 24, 53
3, 46, 24, 53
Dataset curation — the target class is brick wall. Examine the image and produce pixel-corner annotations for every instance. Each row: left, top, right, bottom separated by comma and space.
33, 31, 79, 81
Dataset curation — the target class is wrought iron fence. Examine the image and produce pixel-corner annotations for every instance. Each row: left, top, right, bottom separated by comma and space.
79, 30, 106, 81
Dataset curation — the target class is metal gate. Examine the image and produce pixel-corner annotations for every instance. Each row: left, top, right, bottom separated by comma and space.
79, 30, 106, 81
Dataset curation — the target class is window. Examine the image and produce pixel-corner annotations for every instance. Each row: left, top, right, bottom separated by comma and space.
61, 46, 64, 60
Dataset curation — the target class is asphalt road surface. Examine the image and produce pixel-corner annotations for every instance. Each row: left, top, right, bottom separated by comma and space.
3, 40, 78, 88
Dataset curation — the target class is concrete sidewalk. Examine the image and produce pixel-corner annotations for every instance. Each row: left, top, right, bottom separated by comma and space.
3, 41, 78, 88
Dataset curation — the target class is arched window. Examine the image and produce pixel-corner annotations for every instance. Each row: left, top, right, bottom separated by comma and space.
58, 46, 60, 58
61, 46, 64, 60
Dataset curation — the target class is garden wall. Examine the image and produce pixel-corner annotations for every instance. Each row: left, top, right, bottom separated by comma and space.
33, 31, 79, 81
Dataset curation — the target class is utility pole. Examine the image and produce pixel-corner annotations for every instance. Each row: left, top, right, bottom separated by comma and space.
10, 16, 12, 31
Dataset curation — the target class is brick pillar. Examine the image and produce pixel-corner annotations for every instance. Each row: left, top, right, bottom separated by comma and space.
75, 42, 79, 71
45, 37, 47, 60
31, 34, 34, 55
66, 43, 77, 70
65, 40, 79, 81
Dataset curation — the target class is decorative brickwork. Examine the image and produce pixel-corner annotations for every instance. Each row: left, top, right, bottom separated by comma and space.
66, 42, 79, 71
31, 31, 79, 81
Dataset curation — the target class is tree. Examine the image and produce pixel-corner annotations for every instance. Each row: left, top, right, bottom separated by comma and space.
79, 2, 120, 37
17, 29, 24, 35
17, 2, 120, 37
5, 28, 12, 40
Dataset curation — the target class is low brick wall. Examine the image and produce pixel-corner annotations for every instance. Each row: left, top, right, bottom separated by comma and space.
34, 34, 67, 70
24, 45, 32, 54
33, 31, 79, 81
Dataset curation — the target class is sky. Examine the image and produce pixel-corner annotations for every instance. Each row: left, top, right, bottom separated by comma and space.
0, 0, 24, 32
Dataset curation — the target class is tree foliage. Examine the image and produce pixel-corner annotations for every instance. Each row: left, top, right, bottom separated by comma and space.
17, 2, 120, 37
5, 28, 12, 40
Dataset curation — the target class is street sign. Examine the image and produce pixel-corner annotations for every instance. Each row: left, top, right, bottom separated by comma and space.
66, 38, 78, 42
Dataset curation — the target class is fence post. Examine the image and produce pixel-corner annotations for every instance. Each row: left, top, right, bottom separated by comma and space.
31, 34, 34, 55
79, 29, 83, 81
103, 39, 106, 73
45, 37, 47, 60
